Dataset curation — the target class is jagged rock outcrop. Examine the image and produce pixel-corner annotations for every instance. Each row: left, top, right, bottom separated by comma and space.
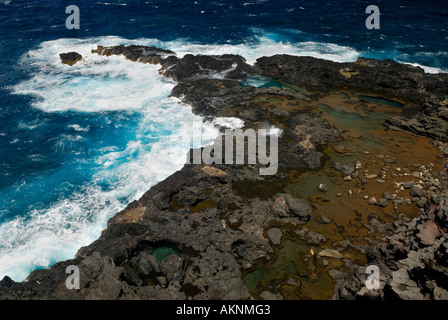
59, 52, 82, 66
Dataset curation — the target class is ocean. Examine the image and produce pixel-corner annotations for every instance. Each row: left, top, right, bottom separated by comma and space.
0, 0, 447, 281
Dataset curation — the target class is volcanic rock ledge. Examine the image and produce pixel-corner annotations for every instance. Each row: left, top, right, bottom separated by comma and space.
2, 45, 448, 300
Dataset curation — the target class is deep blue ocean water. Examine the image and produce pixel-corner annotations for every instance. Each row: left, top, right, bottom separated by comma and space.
0, 0, 447, 281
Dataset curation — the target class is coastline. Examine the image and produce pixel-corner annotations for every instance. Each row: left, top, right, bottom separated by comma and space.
1, 45, 448, 299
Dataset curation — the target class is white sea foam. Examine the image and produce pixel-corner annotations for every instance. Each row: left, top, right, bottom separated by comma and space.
401, 62, 446, 74
68, 124, 90, 132
3, 37, 245, 281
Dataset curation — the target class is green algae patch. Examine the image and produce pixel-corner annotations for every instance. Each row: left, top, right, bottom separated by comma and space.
202, 188, 214, 196
169, 196, 183, 212
190, 199, 217, 212
358, 95, 404, 109
151, 246, 179, 262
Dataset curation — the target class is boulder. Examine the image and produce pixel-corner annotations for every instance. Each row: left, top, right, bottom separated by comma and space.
59, 52, 82, 66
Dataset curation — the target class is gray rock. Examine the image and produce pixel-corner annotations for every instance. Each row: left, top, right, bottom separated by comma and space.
283, 194, 311, 220
390, 268, 425, 300
160, 254, 185, 283
317, 214, 331, 224
306, 230, 327, 245
417, 197, 428, 208
377, 198, 388, 207
259, 291, 283, 300
383, 192, 394, 200
410, 186, 424, 198
271, 195, 288, 217
133, 251, 161, 275
157, 276, 167, 288
385, 158, 396, 163
267, 228, 283, 245
434, 286, 448, 300
333, 162, 356, 176
403, 181, 415, 189
319, 183, 329, 192
358, 175, 367, 184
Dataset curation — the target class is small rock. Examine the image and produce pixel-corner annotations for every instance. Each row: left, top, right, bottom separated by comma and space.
376, 179, 386, 184
283, 194, 311, 220
259, 291, 283, 300
59, 51, 82, 66
267, 228, 283, 245
306, 230, 327, 245
417, 197, 427, 208
366, 174, 378, 179
343, 175, 352, 181
358, 176, 367, 184
348, 190, 353, 196
393, 199, 412, 205
403, 181, 414, 189
271, 196, 288, 217
368, 197, 377, 205
157, 276, 167, 287
333, 162, 355, 176
318, 248, 343, 259
383, 192, 394, 200
377, 198, 388, 207
410, 186, 424, 198
319, 183, 329, 192
316, 214, 330, 224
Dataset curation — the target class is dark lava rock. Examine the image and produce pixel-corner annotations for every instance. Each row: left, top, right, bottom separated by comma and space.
160, 254, 185, 283
59, 52, 82, 66
283, 194, 312, 221
383, 192, 394, 200
403, 181, 415, 189
162, 54, 254, 81
255, 55, 448, 102
410, 186, 424, 198
377, 198, 388, 207
92, 45, 176, 66
15, 45, 448, 301
130, 251, 161, 275
333, 162, 356, 176
266, 228, 283, 245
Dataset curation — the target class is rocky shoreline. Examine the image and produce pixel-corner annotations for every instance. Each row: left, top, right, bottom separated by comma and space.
1, 45, 447, 300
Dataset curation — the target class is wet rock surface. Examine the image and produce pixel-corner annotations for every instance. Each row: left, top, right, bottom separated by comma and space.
59, 51, 82, 66
1, 46, 447, 300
